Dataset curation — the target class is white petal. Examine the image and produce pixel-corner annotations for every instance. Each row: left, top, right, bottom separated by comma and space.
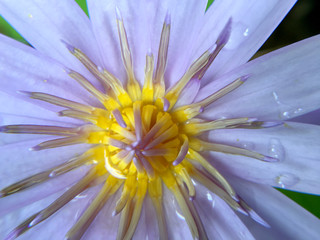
198, 35, 320, 120
194, 0, 296, 85
229, 176, 320, 240
206, 122, 320, 194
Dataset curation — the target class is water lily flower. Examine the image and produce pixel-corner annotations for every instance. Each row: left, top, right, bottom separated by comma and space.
0, 0, 320, 239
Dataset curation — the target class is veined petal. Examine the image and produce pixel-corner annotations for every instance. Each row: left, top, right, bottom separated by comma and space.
155, 0, 208, 88
133, 196, 159, 239
0, 139, 90, 190
0, 91, 83, 129
0, 164, 90, 218
229, 177, 320, 240
198, 35, 320, 120
194, 183, 254, 240
87, 0, 208, 86
206, 122, 320, 194
0, 34, 99, 107
0, 0, 103, 71
0, 184, 100, 239
79, 186, 121, 240
195, 0, 296, 85
87, 0, 152, 84
162, 186, 192, 239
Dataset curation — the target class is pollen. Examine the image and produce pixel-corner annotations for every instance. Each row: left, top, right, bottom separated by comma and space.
1, 10, 277, 240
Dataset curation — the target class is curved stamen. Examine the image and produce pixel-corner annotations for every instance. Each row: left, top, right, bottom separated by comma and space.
113, 109, 127, 128
154, 12, 171, 99
173, 135, 189, 166
136, 151, 155, 179
24, 91, 95, 113
116, 7, 141, 101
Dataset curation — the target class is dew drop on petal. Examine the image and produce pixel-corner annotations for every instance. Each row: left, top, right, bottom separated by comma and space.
275, 173, 300, 188
225, 22, 249, 49
273, 91, 303, 119
243, 28, 249, 37
281, 108, 303, 119
240, 141, 255, 150
268, 138, 285, 161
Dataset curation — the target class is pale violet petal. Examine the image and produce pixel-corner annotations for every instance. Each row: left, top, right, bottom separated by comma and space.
195, 0, 296, 85
290, 108, 320, 125
0, 183, 100, 240
0, 34, 100, 107
162, 186, 192, 239
194, 182, 254, 240
0, 139, 90, 190
0, 165, 90, 217
133, 196, 159, 239
175, 78, 201, 108
198, 35, 320, 121
73, 184, 119, 240
0, 0, 103, 70
87, 0, 208, 86
229, 177, 320, 240
206, 122, 320, 194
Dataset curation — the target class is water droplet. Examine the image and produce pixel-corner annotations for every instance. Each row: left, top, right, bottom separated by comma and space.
272, 91, 303, 119
281, 107, 303, 119
240, 141, 255, 150
225, 22, 249, 49
206, 192, 213, 201
243, 28, 249, 37
268, 138, 285, 161
275, 173, 299, 188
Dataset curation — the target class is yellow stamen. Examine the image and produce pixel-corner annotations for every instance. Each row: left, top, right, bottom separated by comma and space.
182, 117, 252, 135
142, 53, 155, 103
187, 149, 237, 201
164, 49, 212, 109
154, 14, 171, 99
172, 76, 247, 122
149, 177, 168, 240
116, 9, 141, 101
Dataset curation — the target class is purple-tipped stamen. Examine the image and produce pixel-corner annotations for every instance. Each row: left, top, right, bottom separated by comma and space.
112, 109, 127, 128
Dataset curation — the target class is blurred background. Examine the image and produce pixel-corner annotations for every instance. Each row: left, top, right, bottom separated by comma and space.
0, 0, 319, 219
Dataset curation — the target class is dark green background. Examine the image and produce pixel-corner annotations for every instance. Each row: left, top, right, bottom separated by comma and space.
0, 0, 319, 219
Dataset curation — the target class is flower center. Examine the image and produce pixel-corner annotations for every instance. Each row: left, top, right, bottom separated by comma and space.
87, 100, 184, 180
